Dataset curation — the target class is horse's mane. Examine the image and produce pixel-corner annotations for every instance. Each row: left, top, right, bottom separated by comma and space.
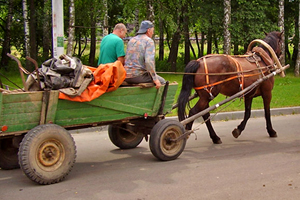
259, 31, 281, 57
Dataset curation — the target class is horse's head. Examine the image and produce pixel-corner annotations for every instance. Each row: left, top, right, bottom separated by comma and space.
262, 31, 283, 58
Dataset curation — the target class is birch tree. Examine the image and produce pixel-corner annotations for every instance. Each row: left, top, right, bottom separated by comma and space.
295, 1, 300, 77
223, 0, 231, 55
278, 0, 285, 65
103, 0, 108, 36
22, 0, 30, 59
67, 0, 75, 56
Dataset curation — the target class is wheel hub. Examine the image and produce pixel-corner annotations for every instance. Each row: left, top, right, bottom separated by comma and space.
38, 140, 64, 168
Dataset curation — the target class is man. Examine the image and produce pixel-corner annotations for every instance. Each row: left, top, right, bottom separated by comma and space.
97, 23, 127, 66
124, 20, 166, 89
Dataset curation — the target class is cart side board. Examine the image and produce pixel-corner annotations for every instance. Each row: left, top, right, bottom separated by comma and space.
0, 83, 178, 135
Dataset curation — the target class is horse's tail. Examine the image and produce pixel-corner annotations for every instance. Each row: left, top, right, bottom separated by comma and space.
178, 60, 200, 121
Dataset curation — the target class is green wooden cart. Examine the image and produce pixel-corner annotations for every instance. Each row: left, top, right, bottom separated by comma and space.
0, 81, 180, 184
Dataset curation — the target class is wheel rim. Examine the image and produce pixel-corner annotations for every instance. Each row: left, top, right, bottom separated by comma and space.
160, 125, 184, 156
37, 139, 65, 171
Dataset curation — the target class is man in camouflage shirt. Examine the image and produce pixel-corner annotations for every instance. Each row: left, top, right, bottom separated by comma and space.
124, 21, 166, 89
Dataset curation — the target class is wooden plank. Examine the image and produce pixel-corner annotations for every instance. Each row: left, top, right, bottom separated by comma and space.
45, 90, 59, 124
86, 99, 154, 115
3, 101, 43, 115
150, 86, 164, 116
0, 93, 3, 127
2, 91, 43, 103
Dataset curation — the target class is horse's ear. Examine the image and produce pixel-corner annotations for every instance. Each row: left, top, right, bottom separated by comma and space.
280, 31, 284, 38
264, 31, 268, 36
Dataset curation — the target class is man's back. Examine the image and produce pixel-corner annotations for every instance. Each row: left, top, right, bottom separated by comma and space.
98, 33, 125, 66
124, 34, 155, 78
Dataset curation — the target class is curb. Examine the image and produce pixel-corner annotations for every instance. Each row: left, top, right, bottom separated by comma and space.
71, 107, 300, 134
193, 106, 300, 123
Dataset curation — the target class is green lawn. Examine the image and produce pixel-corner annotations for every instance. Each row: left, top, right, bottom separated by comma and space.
159, 72, 300, 116
1, 67, 299, 116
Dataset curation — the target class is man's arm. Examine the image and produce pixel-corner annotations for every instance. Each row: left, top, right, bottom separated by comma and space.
117, 56, 125, 65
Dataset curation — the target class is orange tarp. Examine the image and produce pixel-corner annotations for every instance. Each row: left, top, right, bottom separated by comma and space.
59, 61, 126, 102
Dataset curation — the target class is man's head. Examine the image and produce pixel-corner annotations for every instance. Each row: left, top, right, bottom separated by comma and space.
137, 20, 154, 37
113, 23, 127, 39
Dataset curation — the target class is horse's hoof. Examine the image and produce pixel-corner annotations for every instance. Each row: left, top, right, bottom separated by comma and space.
269, 132, 277, 138
232, 128, 241, 138
213, 139, 222, 144
268, 130, 277, 137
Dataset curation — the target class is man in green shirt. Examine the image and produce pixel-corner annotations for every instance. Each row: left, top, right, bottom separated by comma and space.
97, 23, 127, 66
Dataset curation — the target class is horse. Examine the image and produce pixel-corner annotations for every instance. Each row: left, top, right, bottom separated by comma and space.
177, 31, 283, 144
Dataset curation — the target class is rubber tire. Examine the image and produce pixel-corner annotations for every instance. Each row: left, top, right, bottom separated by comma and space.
18, 124, 76, 185
0, 138, 20, 170
149, 119, 186, 161
108, 124, 144, 149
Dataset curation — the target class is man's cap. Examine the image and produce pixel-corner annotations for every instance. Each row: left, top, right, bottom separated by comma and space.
137, 20, 154, 34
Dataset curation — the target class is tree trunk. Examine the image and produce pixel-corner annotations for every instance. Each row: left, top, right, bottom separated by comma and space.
200, 31, 205, 57
195, 30, 201, 58
278, 0, 285, 66
23, 0, 30, 59
223, 0, 231, 55
214, 33, 219, 54
183, 5, 190, 64
29, 0, 37, 71
42, 0, 51, 60
0, 0, 13, 70
89, 8, 96, 66
146, 0, 154, 23
67, 0, 75, 56
103, 0, 108, 36
168, 28, 181, 72
159, 17, 164, 61
295, 1, 300, 77
207, 28, 212, 54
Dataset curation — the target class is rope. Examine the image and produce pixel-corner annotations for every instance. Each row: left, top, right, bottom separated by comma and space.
156, 64, 274, 76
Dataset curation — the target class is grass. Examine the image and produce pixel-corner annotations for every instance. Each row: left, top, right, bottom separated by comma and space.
158, 72, 300, 116
2, 42, 300, 116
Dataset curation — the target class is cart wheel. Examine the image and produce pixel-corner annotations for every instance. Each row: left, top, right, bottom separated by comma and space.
108, 124, 144, 149
149, 119, 186, 161
18, 124, 76, 185
0, 138, 20, 170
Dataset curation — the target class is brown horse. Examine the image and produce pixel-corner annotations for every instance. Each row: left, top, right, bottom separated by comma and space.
178, 31, 283, 144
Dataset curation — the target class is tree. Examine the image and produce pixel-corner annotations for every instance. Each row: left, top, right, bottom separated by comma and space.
0, 0, 13, 70
42, 0, 51, 60
29, 0, 37, 70
66, 0, 75, 56
223, 0, 231, 55
22, 0, 30, 59
278, 0, 285, 65
295, 1, 300, 77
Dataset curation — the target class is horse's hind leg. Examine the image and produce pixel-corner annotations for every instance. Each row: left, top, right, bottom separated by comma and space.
232, 98, 253, 138
202, 112, 222, 144
188, 101, 222, 144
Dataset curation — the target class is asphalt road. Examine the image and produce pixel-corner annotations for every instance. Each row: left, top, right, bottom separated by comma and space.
0, 114, 299, 200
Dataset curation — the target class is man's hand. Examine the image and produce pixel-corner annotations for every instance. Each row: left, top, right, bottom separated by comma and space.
154, 79, 161, 89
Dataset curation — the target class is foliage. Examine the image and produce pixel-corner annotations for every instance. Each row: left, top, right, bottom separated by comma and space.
0, 0, 300, 74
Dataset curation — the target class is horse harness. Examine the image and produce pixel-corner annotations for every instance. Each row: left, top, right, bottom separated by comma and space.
194, 47, 276, 99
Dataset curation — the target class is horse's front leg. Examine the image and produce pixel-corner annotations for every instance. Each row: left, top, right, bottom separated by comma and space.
262, 92, 277, 137
232, 97, 253, 138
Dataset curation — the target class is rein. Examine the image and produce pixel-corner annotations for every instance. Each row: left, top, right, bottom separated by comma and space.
193, 53, 274, 92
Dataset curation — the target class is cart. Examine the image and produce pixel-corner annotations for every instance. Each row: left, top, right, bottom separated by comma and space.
0, 55, 178, 184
